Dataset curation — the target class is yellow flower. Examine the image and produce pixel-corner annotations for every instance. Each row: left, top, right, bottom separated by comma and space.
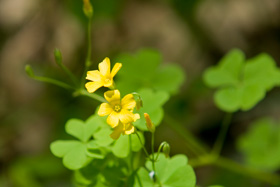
85, 57, 122, 93
110, 122, 138, 140
98, 89, 140, 128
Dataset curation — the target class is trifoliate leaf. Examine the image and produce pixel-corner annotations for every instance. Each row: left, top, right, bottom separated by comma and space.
65, 117, 99, 142
237, 118, 280, 171
115, 49, 185, 95
135, 154, 196, 187
51, 115, 109, 170
153, 64, 185, 94
243, 53, 280, 90
93, 128, 114, 147
203, 49, 280, 112
204, 49, 244, 87
50, 140, 88, 170
86, 140, 105, 159
134, 88, 169, 130
112, 133, 145, 158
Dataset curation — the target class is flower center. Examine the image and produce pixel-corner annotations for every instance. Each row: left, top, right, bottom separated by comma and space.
114, 104, 121, 112
105, 78, 111, 83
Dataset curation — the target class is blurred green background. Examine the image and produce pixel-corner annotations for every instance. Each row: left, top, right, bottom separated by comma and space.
1, 0, 280, 186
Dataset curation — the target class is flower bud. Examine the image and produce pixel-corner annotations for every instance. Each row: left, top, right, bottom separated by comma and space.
144, 113, 155, 133
54, 48, 62, 65
162, 142, 170, 158
136, 97, 143, 110
83, 0, 93, 18
25, 65, 34, 77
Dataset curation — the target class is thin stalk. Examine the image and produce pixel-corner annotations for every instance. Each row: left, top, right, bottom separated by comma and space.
164, 115, 208, 156
135, 131, 150, 159
215, 157, 280, 185
81, 17, 93, 88
32, 76, 75, 90
75, 89, 106, 103
151, 132, 156, 174
129, 135, 134, 174
189, 155, 280, 185
212, 113, 232, 156
151, 132, 162, 186
57, 61, 79, 87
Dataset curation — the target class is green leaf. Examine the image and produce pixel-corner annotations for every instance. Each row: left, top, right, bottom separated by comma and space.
65, 118, 99, 142
204, 49, 244, 87
134, 88, 169, 130
237, 118, 280, 171
152, 64, 185, 94
86, 140, 105, 159
135, 154, 196, 187
243, 53, 280, 90
203, 49, 280, 112
93, 128, 114, 147
214, 88, 241, 112
112, 133, 145, 158
50, 140, 88, 170
240, 84, 265, 110
115, 49, 185, 95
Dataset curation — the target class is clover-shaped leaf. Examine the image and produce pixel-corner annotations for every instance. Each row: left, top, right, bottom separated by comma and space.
50, 140, 88, 170
134, 154, 196, 187
65, 118, 99, 143
237, 118, 280, 171
50, 115, 106, 170
115, 49, 185, 95
204, 49, 280, 112
112, 132, 145, 158
134, 88, 169, 130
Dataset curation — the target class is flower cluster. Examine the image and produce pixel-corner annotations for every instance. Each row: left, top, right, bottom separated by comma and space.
85, 58, 139, 139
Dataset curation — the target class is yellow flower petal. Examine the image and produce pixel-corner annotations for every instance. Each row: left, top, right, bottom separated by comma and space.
110, 123, 124, 140
107, 112, 120, 128
121, 94, 136, 110
123, 123, 135, 135
85, 81, 103, 93
111, 63, 122, 77
119, 110, 135, 124
99, 57, 110, 76
98, 103, 113, 116
134, 113, 140, 121
104, 90, 121, 104
86, 70, 103, 82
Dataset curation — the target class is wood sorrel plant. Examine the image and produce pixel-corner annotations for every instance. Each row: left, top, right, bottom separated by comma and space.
25, 1, 280, 186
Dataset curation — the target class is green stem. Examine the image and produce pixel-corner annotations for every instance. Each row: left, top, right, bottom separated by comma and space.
151, 132, 161, 186
164, 115, 208, 156
74, 89, 106, 103
154, 142, 167, 161
189, 155, 280, 185
212, 113, 232, 156
129, 135, 134, 174
215, 157, 280, 185
81, 16, 93, 88
32, 76, 75, 90
135, 131, 150, 159
57, 60, 79, 87
151, 132, 156, 174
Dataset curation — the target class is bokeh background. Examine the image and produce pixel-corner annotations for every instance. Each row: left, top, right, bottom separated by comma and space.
1, 0, 280, 186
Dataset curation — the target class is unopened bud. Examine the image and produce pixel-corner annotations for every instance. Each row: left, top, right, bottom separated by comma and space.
83, 0, 93, 18
162, 142, 170, 158
144, 113, 155, 133
54, 48, 62, 65
25, 65, 34, 77
136, 98, 143, 110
